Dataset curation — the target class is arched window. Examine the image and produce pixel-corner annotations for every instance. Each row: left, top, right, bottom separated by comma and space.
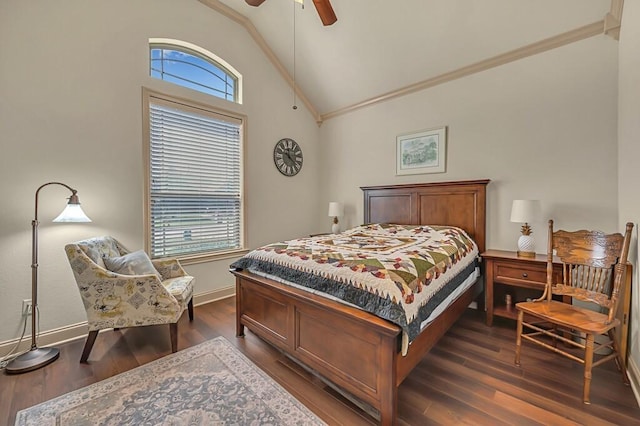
144, 40, 245, 261
149, 39, 242, 103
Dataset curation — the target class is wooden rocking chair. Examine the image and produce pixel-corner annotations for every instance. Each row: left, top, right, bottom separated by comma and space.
514, 220, 633, 404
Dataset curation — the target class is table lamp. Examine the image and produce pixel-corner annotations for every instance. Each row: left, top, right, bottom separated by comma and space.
510, 199, 540, 258
328, 202, 344, 234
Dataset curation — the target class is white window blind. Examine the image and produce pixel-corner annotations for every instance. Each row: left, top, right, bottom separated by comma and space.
149, 98, 242, 258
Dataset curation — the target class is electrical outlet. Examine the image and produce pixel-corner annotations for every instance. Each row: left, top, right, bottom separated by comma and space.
22, 299, 32, 317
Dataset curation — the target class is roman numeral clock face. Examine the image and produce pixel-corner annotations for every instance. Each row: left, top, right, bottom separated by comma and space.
273, 138, 303, 177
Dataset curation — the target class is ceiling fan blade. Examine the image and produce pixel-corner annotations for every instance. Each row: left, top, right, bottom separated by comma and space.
245, 0, 266, 6
312, 0, 337, 26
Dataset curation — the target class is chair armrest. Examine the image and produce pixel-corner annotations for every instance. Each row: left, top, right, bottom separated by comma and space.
152, 258, 188, 280
77, 271, 182, 330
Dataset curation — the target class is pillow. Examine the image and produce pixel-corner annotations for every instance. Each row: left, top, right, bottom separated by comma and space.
103, 250, 161, 279
84, 247, 106, 269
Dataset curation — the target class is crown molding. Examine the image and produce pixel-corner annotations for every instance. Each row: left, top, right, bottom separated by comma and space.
605, 0, 624, 40
198, 0, 322, 123
610, 0, 624, 20
321, 20, 605, 121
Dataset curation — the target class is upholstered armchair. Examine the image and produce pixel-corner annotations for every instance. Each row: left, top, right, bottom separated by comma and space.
65, 236, 194, 362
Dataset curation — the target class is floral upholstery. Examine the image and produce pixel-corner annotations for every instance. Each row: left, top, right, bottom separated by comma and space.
65, 236, 195, 332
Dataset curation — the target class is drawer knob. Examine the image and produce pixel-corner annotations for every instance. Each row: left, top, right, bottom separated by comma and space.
522, 273, 528, 278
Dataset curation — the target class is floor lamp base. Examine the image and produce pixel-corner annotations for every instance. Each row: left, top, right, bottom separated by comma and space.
5, 347, 60, 374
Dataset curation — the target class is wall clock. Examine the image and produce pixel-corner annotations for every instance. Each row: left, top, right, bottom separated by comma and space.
273, 138, 303, 176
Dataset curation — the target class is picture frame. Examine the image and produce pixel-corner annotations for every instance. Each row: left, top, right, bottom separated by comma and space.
396, 126, 447, 175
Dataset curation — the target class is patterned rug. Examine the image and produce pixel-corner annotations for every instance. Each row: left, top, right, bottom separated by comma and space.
15, 337, 326, 425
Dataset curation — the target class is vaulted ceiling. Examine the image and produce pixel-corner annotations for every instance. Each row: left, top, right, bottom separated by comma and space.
202, 0, 621, 123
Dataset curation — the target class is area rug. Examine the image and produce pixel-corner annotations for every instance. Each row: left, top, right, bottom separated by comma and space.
15, 336, 326, 425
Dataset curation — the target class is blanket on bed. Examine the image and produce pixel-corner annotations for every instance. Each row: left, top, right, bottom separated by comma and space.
231, 224, 478, 353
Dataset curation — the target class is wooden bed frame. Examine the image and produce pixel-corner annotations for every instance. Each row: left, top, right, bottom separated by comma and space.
231, 179, 489, 425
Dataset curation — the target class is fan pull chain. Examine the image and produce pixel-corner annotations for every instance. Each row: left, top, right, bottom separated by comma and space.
292, 0, 299, 110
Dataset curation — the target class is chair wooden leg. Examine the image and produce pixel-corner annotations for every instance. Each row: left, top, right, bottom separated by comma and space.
608, 329, 630, 385
583, 333, 595, 404
80, 330, 99, 363
169, 323, 178, 353
515, 310, 523, 366
188, 298, 194, 321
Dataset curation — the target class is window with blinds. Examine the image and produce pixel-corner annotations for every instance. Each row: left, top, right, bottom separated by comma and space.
147, 95, 243, 259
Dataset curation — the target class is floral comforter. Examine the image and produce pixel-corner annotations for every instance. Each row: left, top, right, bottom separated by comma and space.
231, 224, 479, 353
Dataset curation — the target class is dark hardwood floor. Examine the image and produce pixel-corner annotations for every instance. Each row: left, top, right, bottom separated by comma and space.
1, 297, 638, 425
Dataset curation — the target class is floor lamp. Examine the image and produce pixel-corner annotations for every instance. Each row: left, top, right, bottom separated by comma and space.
5, 182, 91, 374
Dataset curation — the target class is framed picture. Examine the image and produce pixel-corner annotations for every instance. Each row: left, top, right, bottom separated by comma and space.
396, 126, 447, 175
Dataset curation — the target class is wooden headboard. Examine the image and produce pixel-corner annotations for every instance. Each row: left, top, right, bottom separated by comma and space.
361, 179, 490, 253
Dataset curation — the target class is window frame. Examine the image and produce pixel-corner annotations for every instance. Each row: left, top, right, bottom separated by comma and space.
142, 88, 247, 264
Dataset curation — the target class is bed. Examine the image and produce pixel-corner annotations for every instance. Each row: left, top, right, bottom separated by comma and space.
230, 179, 489, 425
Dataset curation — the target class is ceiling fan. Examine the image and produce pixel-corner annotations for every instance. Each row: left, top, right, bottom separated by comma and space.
245, 0, 337, 26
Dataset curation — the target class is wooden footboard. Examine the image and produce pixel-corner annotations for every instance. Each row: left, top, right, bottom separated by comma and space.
233, 269, 481, 424
234, 269, 402, 422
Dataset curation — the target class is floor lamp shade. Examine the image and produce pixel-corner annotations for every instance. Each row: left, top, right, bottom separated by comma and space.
5, 182, 91, 374
53, 195, 91, 222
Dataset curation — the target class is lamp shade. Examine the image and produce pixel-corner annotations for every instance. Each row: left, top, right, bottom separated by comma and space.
328, 202, 344, 217
53, 200, 91, 222
510, 200, 540, 223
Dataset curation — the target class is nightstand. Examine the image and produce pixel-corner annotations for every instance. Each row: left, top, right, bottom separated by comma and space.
481, 249, 566, 326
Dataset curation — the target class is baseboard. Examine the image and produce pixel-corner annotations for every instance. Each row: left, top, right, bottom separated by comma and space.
0, 321, 89, 359
193, 286, 235, 307
629, 357, 640, 407
0, 286, 235, 358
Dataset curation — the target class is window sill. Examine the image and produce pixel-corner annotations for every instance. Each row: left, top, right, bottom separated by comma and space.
173, 248, 250, 265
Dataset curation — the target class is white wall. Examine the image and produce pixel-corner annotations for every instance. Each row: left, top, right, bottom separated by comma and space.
0, 0, 321, 343
618, 0, 640, 386
319, 36, 619, 252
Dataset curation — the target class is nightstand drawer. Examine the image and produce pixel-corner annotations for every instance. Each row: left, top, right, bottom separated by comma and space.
495, 264, 547, 285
